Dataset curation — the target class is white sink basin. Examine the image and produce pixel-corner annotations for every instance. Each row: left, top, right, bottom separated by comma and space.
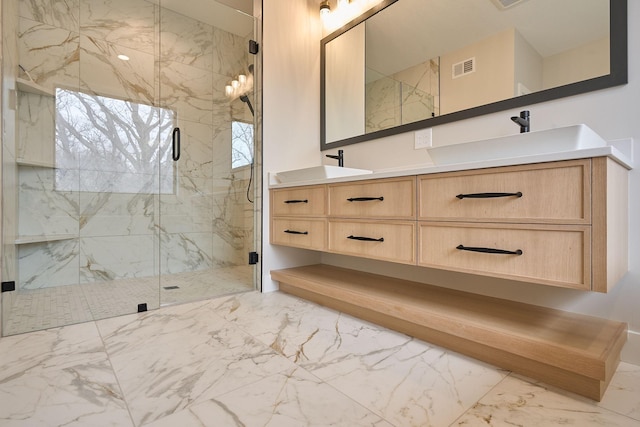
274, 165, 372, 183
427, 124, 607, 165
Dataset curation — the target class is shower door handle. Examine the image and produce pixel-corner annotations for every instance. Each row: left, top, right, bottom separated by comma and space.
172, 127, 181, 161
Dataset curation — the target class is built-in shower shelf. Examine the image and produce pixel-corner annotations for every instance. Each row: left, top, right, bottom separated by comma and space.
16, 78, 54, 97
16, 158, 55, 168
15, 234, 77, 245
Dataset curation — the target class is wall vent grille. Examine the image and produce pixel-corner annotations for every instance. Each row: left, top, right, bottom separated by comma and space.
452, 57, 475, 79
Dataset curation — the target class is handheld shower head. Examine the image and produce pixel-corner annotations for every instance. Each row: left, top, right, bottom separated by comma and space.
239, 94, 254, 116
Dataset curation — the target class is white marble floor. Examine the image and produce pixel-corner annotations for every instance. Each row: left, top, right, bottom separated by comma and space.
2, 265, 253, 336
0, 290, 639, 427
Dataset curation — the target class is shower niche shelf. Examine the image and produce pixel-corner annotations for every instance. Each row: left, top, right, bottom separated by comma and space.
16, 78, 54, 97
16, 158, 55, 168
15, 234, 77, 245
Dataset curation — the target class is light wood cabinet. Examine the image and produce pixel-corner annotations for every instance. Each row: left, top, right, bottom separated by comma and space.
418, 222, 591, 289
328, 219, 416, 264
270, 185, 328, 251
328, 177, 416, 219
418, 160, 590, 223
270, 157, 628, 292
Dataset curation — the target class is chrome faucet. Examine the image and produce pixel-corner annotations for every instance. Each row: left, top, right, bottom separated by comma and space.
511, 110, 530, 133
326, 149, 344, 167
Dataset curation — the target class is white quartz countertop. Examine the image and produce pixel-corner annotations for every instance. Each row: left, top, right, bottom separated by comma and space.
269, 143, 633, 188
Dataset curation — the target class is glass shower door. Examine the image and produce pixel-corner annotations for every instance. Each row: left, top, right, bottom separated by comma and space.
157, 1, 257, 305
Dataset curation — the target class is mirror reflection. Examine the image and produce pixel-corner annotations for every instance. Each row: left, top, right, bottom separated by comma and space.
323, 0, 621, 146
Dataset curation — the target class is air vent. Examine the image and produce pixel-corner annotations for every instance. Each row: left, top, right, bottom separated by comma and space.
491, 0, 529, 10
452, 57, 475, 79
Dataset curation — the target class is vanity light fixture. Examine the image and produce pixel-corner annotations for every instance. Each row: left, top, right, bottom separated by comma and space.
320, 0, 331, 17
225, 71, 253, 99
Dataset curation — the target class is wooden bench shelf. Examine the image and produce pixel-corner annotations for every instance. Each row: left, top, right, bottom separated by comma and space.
271, 264, 627, 401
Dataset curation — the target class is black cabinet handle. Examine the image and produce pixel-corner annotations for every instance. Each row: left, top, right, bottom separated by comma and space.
456, 244, 523, 255
172, 127, 181, 161
284, 230, 308, 235
347, 235, 384, 242
456, 192, 522, 199
284, 199, 308, 204
347, 197, 384, 202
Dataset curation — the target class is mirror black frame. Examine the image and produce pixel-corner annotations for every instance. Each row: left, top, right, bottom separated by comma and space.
320, 0, 627, 150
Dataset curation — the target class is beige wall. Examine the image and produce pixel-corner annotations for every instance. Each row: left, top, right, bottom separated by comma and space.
543, 37, 610, 89
440, 28, 515, 115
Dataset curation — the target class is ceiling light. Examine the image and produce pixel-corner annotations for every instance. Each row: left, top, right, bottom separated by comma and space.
117, 54, 130, 61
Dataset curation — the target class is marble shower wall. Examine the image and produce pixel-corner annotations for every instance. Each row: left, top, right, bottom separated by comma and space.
15, 0, 254, 290
365, 57, 439, 133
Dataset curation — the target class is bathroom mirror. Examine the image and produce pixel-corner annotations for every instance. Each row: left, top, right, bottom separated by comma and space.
321, 0, 627, 149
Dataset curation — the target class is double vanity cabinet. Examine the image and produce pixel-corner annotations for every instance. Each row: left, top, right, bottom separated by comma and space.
271, 157, 628, 292
270, 155, 630, 401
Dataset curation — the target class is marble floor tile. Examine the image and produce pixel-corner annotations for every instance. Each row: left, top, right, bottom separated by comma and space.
2, 290, 639, 427
0, 322, 132, 427
598, 362, 640, 421
453, 374, 640, 426
143, 366, 393, 427
96, 299, 295, 426
213, 291, 508, 426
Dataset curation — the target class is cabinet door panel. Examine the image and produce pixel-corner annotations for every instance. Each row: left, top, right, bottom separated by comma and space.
418, 222, 591, 290
272, 186, 326, 216
329, 177, 415, 219
271, 218, 326, 250
329, 220, 416, 264
419, 160, 590, 223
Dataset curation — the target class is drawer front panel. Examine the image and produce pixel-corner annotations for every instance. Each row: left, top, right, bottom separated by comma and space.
418, 160, 590, 223
329, 177, 416, 219
418, 222, 591, 289
272, 186, 326, 216
329, 220, 416, 264
272, 218, 326, 250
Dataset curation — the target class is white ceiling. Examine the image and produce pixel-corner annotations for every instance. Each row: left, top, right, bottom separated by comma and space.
365, 0, 610, 76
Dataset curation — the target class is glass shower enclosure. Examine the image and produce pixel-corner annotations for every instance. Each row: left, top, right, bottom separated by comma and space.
1, 0, 260, 335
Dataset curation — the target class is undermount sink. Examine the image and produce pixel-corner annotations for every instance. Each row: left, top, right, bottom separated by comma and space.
427, 124, 607, 166
274, 165, 372, 183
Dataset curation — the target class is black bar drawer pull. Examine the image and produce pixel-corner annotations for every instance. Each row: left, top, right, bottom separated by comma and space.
284, 230, 308, 235
284, 199, 308, 204
347, 197, 384, 202
456, 192, 522, 199
347, 235, 384, 242
456, 244, 523, 255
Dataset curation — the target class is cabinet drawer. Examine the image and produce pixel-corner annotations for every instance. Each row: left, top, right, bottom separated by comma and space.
271, 218, 326, 250
328, 220, 415, 264
418, 222, 591, 290
271, 185, 326, 216
418, 160, 591, 223
329, 177, 416, 219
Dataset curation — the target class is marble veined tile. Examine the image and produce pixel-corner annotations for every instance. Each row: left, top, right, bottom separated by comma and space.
0, 322, 132, 427
213, 291, 506, 426
298, 315, 508, 427
160, 8, 214, 70
96, 300, 295, 426
158, 60, 214, 125
210, 289, 341, 361
18, 17, 80, 92
79, 235, 157, 283
212, 27, 251, 77
79, 191, 156, 238
80, 0, 156, 55
19, 0, 79, 32
144, 366, 393, 427
598, 362, 640, 422
79, 35, 156, 105
454, 374, 640, 426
